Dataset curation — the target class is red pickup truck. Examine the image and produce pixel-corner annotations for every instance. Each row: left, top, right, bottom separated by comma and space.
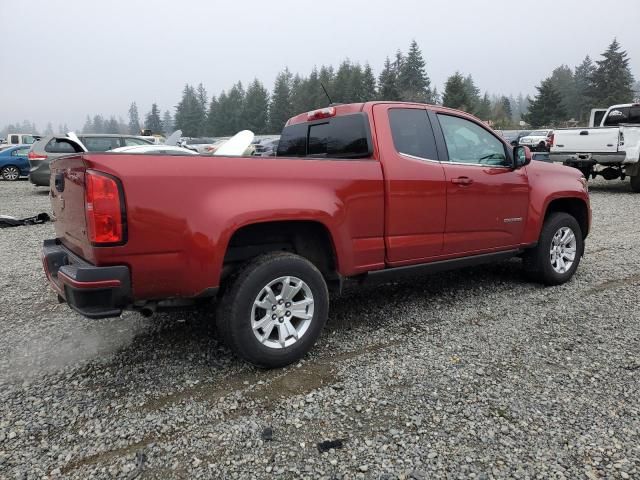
42, 102, 591, 367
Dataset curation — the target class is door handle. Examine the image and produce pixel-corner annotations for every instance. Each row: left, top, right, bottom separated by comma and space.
451, 176, 473, 186
579, 130, 589, 135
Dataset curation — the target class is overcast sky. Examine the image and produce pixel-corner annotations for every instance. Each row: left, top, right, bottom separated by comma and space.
1, 0, 639, 130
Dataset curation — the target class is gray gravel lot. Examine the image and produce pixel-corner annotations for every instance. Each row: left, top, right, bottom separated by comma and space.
0, 177, 639, 479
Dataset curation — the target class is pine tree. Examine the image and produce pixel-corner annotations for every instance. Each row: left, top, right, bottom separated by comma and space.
442, 72, 473, 111
305, 67, 324, 109
227, 82, 245, 133
574, 56, 596, 122
243, 79, 270, 133
205, 95, 219, 136
501, 96, 513, 121
162, 110, 173, 134
548, 65, 577, 120
462, 75, 481, 114
590, 39, 635, 107
145, 103, 163, 134
523, 78, 566, 127
268, 69, 293, 133
333, 60, 356, 103
361, 64, 377, 101
92, 115, 105, 134
378, 57, 400, 101
397, 40, 432, 103
44, 122, 54, 135
348, 63, 365, 103
210, 92, 227, 136
128, 102, 140, 134
197, 83, 208, 112
475, 92, 492, 120
289, 74, 308, 115
105, 117, 120, 134
174, 84, 206, 137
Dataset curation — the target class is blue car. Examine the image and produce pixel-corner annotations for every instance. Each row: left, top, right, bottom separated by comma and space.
0, 145, 31, 181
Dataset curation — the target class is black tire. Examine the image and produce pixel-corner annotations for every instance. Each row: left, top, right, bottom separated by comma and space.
1, 165, 21, 181
630, 175, 640, 193
216, 252, 329, 368
523, 212, 584, 286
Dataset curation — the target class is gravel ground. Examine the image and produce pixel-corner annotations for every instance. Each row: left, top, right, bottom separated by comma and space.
0, 177, 639, 479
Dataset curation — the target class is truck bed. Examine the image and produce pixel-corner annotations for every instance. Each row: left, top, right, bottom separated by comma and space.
49, 152, 385, 300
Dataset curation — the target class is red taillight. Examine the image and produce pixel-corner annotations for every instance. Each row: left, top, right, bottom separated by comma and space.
307, 107, 336, 121
549, 133, 555, 147
85, 171, 124, 244
28, 151, 48, 161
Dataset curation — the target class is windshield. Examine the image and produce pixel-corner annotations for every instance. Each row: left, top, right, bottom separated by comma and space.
529, 130, 549, 136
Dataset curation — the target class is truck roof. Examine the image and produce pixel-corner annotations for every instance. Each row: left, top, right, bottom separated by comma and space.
285, 101, 486, 127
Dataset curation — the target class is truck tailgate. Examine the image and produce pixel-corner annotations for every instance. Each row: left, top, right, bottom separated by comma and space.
552, 127, 619, 153
49, 154, 92, 259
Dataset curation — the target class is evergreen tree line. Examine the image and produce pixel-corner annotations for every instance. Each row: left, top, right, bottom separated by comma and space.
3, 39, 638, 138
0, 120, 69, 139
80, 102, 173, 135
173, 40, 437, 136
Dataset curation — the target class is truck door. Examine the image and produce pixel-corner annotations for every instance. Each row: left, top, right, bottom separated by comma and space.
373, 104, 446, 264
432, 112, 530, 255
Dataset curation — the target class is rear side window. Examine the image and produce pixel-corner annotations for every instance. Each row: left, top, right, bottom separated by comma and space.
81, 136, 121, 151
277, 113, 371, 159
388, 109, 438, 160
603, 107, 630, 126
10, 135, 19, 144
628, 106, 640, 123
45, 139, 82, 154
277, 123, 307, 157
12, 148, 29, 157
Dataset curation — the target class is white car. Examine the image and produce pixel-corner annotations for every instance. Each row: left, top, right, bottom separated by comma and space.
519, 130, 553, 152
109, 145, 198, 155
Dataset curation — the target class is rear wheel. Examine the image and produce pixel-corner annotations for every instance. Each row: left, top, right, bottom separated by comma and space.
523, 212, 583, 285
1, 165, 21, 181
216, 252, 329, 368
630, 175, 640, 193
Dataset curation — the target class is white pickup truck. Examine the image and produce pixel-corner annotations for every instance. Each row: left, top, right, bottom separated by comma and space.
550, 103, 640, 192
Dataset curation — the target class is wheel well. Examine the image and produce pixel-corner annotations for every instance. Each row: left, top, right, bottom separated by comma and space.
545, 198, 589, 238
223, 220, 338, 283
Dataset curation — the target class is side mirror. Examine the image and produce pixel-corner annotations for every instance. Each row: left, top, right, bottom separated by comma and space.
513, 145, 532, 168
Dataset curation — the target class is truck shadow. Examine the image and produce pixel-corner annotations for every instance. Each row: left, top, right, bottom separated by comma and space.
97, 259, 527, 371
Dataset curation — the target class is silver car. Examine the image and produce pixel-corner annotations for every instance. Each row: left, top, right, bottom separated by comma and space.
29, 134, 153, 186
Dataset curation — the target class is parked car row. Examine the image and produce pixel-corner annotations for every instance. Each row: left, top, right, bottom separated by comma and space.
27, 134, 156, 186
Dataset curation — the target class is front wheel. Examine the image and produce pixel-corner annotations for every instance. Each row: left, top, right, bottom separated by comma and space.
1, 166, 21, 181
630, 175, 640, 193
216, 252, 329, 368
523, 212, 584, 285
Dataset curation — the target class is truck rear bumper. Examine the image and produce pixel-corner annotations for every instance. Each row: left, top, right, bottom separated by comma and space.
549, 151, 626, 164
42, 239, 131, 319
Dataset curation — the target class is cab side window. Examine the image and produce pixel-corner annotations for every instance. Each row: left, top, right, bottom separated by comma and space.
388, 108, 438, 160
437, 114, 508, 166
